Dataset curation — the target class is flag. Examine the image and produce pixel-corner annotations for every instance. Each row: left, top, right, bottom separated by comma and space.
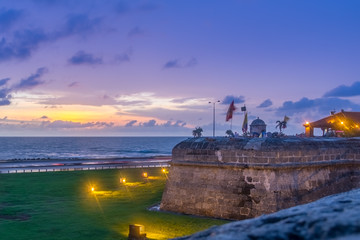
226, 100, 236, 121
242, 112, 248, 133
241, 106, 246, 112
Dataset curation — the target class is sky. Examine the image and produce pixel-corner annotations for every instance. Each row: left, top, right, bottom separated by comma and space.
0, 0, 360, 136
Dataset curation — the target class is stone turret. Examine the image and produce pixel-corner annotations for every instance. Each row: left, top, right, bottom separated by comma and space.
250, 117, 266, 137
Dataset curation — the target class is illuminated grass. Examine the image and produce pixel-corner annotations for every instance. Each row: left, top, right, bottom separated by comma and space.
0, 168, 228, 240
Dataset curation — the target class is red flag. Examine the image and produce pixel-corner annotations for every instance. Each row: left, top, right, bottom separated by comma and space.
226, 100, 236, 121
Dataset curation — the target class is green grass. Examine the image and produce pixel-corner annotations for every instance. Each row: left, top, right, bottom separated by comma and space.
0, 168, 228, 240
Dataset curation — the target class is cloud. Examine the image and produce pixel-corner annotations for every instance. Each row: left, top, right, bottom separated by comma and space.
276, 97, 360, 116
68, 81, 79, 88
45, 120, 114, 129
257, 99, 273, 108
163, 58, 198, 69
115, 1, 130, 15
12, 67, 48, 91
0, 78, 10, 87
142, 119, 156, 127
0, 28, 48, 62
222, 95, 245, 105
61, 14, 102, 36
68, 51, 103, 65
323, 81, 360, 98
138, 3, 159, 12
125, 120, 137, 127
128, 26, 144, 38
115, 48, 132, 63
0, 8, 23, 32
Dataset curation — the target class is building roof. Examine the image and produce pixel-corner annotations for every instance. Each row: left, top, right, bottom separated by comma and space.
250, 118, 266, 126
309, 111, 360, 129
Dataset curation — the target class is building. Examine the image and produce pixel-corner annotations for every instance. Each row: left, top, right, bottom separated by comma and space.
250, 117, 266, 137
304, 110, 360, 137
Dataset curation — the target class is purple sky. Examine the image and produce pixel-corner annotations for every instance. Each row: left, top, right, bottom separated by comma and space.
0, 0, 360, 136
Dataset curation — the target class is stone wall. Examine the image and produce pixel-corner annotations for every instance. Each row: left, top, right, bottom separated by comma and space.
160, 137, 360, 220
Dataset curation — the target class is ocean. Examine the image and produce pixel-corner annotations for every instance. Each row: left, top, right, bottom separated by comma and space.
0, 137, 187, 161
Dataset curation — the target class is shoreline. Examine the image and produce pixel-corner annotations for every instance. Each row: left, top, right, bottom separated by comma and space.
0, 156, 172, 174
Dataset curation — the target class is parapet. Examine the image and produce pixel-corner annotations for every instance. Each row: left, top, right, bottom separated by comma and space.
160, 137, 360, 220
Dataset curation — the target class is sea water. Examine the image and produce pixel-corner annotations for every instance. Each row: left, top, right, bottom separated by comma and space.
0, 137, 187, 161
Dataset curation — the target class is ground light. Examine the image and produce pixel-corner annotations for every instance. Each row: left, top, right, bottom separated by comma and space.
128, 224, 146, 240
142, 172, 148, 178
161, 168, 168, 174
120, 178, 126, 183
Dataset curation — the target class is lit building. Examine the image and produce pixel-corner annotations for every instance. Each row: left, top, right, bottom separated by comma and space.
304, 110, 360, 137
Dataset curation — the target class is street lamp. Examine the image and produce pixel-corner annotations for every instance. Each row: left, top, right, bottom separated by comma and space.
209, 100, 220, 137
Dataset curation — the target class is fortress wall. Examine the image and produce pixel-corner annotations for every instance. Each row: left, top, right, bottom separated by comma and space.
160, 137, 360, 220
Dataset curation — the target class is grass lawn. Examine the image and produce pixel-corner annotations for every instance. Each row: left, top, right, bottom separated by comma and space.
0, 168, 228, 240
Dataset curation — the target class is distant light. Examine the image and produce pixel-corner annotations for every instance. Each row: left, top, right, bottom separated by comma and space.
357, 125, 359, 128
305, 121, 309, 125
91, 187, 95, 192
162, 168, 166, 173
120, 178, 126, 183
341, 122, 344, 125
142, 172, 148, 178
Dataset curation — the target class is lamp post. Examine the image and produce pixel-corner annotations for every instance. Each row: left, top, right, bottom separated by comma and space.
209, 100, 220, 137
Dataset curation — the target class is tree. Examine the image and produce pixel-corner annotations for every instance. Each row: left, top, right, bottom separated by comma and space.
192, 127, 203, 138
276, 116, 290, 133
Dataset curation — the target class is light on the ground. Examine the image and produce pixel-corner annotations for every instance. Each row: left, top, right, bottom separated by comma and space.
142, 172, 148, 178
128, 224, 146, 239
91, 187, 95, 192
120, 178, 126, 183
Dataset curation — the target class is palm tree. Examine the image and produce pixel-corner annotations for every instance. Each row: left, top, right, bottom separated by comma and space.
276, 116, 289, 133
192, 127, 203, 138
276, 120, 286, 133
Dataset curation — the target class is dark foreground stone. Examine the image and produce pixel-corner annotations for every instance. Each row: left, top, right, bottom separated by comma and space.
174, 188, 360, 240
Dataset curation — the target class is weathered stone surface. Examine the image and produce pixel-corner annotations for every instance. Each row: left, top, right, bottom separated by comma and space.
174, 188, 360, 240
160, 137, 360, 220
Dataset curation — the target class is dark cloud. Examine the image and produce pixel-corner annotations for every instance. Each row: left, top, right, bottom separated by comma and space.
0, 8, 23, 32
40, 115, 48, 119
257, 99, 273, 108
125, 120, 137, 127
0, 98, 11, 106
163, 58, 198, 69
0, 28, 48, 62
12, 67, 48, 91
0, 78, 10, 87
323, 82, 360, 98
276, 97, 360, 116
128, 26, 144, 38
45, 120, 114, 129
142, 119, 156, 127
68, 51, 102, 65
222, 95, 245, 105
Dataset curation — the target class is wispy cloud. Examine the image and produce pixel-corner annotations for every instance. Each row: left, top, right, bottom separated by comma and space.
12, 67, 48, 91
60, 14, 102, 36
257, 99, 273, 108
68, 51, 102, 65
128, 26, 144, 38
323, 81, 360, 98
68, 81, 79, 88
0, 67, 47, 106
222, 95, 245, 105
163, 57, 198, 69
